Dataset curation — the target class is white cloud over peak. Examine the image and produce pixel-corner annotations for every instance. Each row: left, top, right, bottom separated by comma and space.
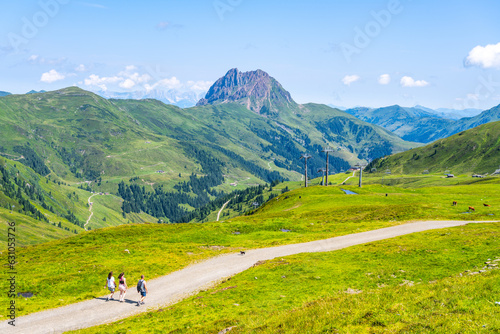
119, 79, 136, 89
465, 42, 500, 69
342, 74, 360, 86
378, 74, 391, 85
400, 76, 429, 87
187, 80, 213, 92
144, 77, 182, 91
83, 66, 154, 91
126, 72, 152, 84
40, 69, 65, 83
82, 65, 210, 94
84, 74, 121, 86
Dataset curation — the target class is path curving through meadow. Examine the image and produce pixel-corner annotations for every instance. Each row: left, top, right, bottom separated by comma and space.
2, 220, 498, 334
341, 170, 356, 184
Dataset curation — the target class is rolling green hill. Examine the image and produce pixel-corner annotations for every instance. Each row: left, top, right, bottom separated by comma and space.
366, 120, 500, 175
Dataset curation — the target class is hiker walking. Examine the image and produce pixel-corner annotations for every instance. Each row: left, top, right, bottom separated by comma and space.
118, 272, 128, 302
137, 274, 148, 306
106, 271, 116, 301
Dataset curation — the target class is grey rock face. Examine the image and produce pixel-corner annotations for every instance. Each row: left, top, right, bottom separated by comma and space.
196, 68, 296, 115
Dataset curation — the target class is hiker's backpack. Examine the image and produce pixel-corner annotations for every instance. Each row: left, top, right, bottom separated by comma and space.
137, 279, 144, 293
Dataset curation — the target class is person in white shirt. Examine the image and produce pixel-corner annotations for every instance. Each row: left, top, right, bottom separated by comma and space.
106, 271, 116, 301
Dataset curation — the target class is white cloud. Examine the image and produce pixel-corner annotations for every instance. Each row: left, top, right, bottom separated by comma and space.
400, 76, 429, 87
75, 64, 87, 72
81, 65, 209, 94
40, 69, 65, 83
378, 74, 391, 85
127, 72, 152, 84
342, 75, 360, 86
119, 79, 136, 89
124, 65, 137, 72
28, 55, 67, 65
465, 42, 500, 69
84, 74, 122, 86
145, 77, 182, 91
187, 80, 213, 92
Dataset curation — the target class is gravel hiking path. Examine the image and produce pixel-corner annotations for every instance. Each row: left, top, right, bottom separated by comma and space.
3, 220, 498, 334
84, 194, 98, 230
216, 199, 231, 222
341, 170, 356, 184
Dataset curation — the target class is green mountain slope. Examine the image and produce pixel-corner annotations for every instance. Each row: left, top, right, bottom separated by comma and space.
366, 120, 500, 175
195, 69, 420, 165
301, 103, 418, 161
0, 155, 157, 248
455, 104, 500, 132
0, 70, 421, 230
346, 104, 500, 144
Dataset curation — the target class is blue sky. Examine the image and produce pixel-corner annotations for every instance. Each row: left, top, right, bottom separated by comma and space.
1, 0, 500, 109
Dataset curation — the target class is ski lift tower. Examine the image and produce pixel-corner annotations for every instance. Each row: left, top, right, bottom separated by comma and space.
355, 163, 366, 188
322, 146, 335, 186
317, 168, 326, 186
300, 153, 312, 187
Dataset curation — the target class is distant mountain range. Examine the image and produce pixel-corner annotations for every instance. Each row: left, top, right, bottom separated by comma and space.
367, 120, 500, 175
0, 69, 418, 187
345, 104, 500, 143
0, 90, 47, 97
330, 104, 482, 120
414, 105, 482, 120
92, 88, 205, 108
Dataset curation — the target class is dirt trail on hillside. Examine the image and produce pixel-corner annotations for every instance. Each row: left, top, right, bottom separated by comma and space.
341, 170, 356, 184
216, 199, 231, 221
3, 220, 498, 334
84, 194, 98, 230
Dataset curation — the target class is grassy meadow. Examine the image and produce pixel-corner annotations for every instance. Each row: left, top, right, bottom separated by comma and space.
73, 222, 500, 333
1, 176, 499, 321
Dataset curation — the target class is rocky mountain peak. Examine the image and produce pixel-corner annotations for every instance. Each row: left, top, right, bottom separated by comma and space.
197, 68, 297, 115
